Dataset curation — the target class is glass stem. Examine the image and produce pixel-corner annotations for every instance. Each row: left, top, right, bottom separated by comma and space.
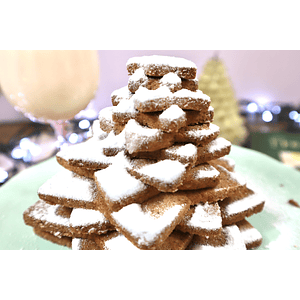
49, 120, 70, 150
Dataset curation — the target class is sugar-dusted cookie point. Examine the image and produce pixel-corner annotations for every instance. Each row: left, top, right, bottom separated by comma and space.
127, 55, 198, 79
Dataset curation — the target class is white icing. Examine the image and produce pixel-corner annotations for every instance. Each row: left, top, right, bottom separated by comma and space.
38, 169, 96, 202
70, 208, 106, 227
111, 202, 184, 246
188, 202, 222, 230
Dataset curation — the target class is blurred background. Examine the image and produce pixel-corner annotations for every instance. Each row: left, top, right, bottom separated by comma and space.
1, 50, 300, 185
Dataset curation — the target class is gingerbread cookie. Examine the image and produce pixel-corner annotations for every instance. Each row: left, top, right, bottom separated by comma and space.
179, 163, 220, 190
128, 68, 198, 93
219, 187, 265, 226
111, 86, 133, 106
94, 152, 160, 212
56, 137, 114, 176
72, 237, 101, 250
126, 55, 197, 79
105, 192, 191, 250
124, 119, 219, 155
176, 201, 222, 237
34, 227, 72, 248
187, 224, 246, 250
38, 169, 100, 210
126, 158, 187, 193
178, 165, 247, 205
132, 86, 210, 113
235, 219, 263, 250
98, 106, 114, 133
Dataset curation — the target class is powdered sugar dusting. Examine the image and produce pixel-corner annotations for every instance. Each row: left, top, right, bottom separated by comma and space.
127, 55, 197, 69
159, 105, 185, 121
111, 202, 184, 246
167, 143, 198, 158
124, 119, 164, 154
195, 165, 220, 180
38, 169, 96, 202
98, 106, 113, 122
225, 193, 265, 216
94, 156, 148, 204
70, 208, 106, 227
193, 225, 246, 250
239, 226, 262, 245
104, 234, 140, 250
208, 137, 231, 153
185, 123, 219, 139
72, 238, 81, 250
160, 72, 181, 85
56, 138, 114, 166
138, 160, 186, 184
188, 202, 222, 230
113, 98, 137, 114
101, 130, 126, 151
28, 200, 70, 227
129, 67, 146, 81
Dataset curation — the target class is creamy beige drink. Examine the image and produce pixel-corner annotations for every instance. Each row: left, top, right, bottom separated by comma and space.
0, 50, 99, 121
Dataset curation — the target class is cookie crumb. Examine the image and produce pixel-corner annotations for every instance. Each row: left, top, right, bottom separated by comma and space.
288, 199, 300, 208
279, 184, 284, 187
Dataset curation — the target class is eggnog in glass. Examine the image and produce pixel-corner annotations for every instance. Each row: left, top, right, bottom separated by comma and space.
0, 50, 99, 147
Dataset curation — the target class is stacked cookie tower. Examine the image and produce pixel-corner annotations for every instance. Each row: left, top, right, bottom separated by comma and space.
23, 55, 265, 250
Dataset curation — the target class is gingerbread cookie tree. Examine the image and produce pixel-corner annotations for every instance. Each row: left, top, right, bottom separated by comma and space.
23, 55, 264, 250
198, 55, 248, 145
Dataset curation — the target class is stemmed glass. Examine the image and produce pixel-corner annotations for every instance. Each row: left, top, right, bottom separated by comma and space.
0, 50, 100, 150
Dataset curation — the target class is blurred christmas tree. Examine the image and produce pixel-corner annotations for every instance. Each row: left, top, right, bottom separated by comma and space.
198, 55, 248, 145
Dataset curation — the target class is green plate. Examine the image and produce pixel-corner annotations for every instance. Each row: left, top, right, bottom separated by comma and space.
1, 145, 299, 250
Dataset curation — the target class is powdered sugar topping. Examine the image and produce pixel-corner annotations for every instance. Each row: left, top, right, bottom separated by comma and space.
38, 169, 97, 202
188, 202, 222, 230
70, 208, 106, 227
127, 55, 197, 69
111, 202, 184, 246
